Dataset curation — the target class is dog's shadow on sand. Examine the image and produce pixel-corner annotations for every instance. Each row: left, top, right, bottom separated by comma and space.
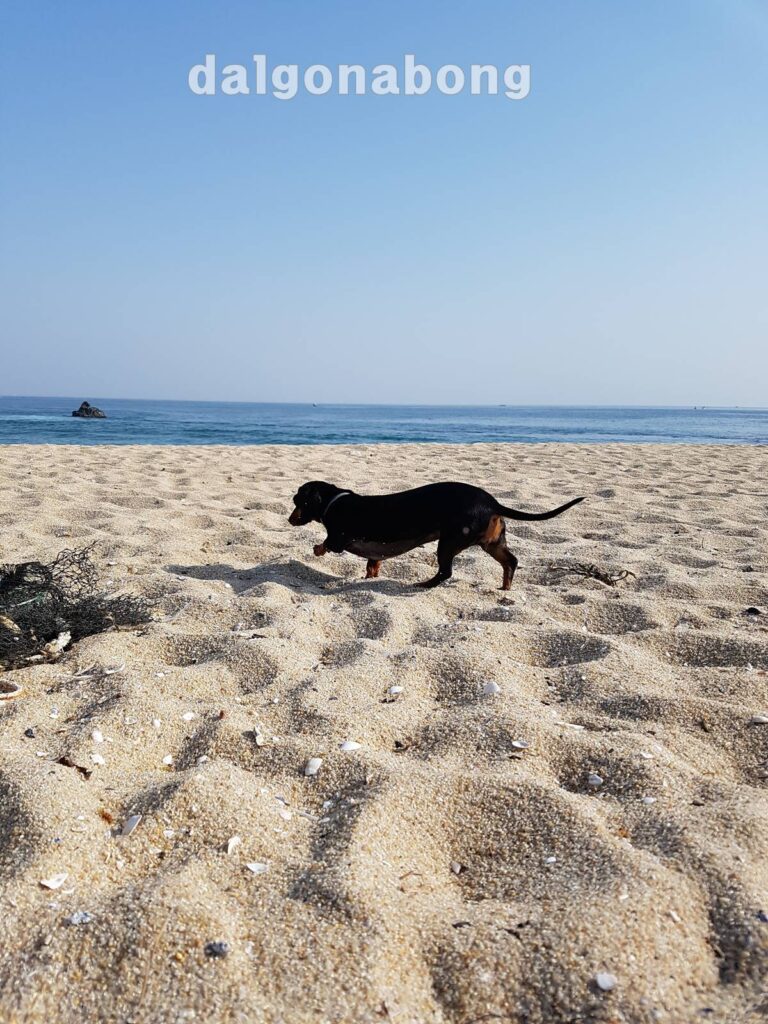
166, 559, 419, 597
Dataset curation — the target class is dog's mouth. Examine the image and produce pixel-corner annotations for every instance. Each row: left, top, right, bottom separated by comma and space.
288, 507, 304, 526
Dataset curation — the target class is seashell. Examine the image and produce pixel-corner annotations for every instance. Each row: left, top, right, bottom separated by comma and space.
254, 732, 266, 746
587, 773, 604, 788
638, 751, 654, 760
279, 809, 292, 821
121, 814, 142, 836
44, 631, 71, 657
162, 754, 174, 766
40, 873, 68, 890
544, 855, 557, 864
0, 613, 21, 635
304, 757, 323, 777
227, 836, 242, 855
640, 796, 656, 804
388, 685, 404, 696
182, 712, 196, 721
91, 730, 104, 744
595, 972, 617, 992
0, 680, 23, 700
90, 753, 105, 766
450, 861, 464, 875
104, 663, 125, 675
511, 740, 529, 750
245, 862, 268, 875
339, 741, 361, 752
152, 719, 161, 729
483, 681, 501, 696
66, 911, 92, 925
749, 715, 768, 725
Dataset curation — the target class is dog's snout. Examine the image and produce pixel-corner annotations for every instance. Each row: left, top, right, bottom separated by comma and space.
288, 507, 302, 525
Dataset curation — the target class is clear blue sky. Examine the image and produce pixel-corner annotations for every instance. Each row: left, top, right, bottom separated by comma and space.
1, 0, 766, 405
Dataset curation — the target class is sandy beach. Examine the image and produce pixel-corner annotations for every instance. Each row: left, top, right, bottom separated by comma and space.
0, 441, 766, 1024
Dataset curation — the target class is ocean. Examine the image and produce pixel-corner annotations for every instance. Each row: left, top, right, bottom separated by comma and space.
0, 396, 766, 446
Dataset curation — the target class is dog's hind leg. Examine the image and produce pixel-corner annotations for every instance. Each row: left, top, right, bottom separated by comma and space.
482, 538, 519, 590
479, 516, 518, 590
365, 559, 382, 579
417, 533, 468, 588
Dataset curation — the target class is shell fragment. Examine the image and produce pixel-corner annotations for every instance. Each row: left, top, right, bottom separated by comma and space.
40, 873, 69, 890
596, 972, 617, 992
121, 814, 142, 837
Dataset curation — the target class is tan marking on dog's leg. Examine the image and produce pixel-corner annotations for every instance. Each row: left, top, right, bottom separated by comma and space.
482, 538, 518, 590
313, 543, 327, 557
480, 515, 504, 545
365, 559, 382, 579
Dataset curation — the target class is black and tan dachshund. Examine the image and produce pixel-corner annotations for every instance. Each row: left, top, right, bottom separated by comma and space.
289, 481, 584, 589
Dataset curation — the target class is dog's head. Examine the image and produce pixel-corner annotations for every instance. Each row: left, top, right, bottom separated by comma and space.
288, 481, 341, 526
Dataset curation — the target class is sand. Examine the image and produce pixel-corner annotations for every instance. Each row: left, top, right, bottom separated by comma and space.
0, 442, 766, 1024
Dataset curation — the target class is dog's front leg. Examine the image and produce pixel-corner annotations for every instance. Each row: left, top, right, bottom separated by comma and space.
315, 533, 346, 556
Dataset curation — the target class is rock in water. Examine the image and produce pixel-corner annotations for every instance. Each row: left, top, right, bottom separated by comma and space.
72, 401, 106, 419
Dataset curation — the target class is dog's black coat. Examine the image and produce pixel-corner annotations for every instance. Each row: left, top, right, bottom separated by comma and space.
289, 481, 584, 589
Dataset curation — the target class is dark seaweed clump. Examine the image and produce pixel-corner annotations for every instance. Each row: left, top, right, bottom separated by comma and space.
0, 547, 150, 670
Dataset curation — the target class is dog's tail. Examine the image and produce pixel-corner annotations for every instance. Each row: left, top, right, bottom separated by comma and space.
495, 496, 585, 521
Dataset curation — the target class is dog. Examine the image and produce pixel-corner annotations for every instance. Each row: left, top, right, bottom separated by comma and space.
289, 480, 584, 589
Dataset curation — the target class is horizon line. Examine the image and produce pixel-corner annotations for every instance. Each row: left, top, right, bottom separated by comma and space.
2, 395, 767, 413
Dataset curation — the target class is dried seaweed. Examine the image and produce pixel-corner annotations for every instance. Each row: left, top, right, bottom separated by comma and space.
0, 546, 151, 671
549, 562, 636, 587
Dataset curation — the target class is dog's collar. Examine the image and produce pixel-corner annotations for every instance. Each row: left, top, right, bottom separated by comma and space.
322, 491, 350, 520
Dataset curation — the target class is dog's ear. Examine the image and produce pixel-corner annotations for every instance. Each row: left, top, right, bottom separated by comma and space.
301, 483, 325, 514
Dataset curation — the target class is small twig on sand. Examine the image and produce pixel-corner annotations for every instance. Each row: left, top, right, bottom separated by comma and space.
549, 562, 636, 587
